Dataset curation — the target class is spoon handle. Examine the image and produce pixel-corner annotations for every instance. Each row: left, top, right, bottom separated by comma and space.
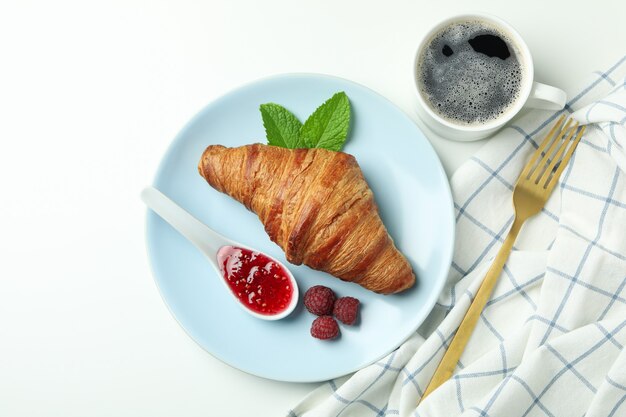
141, 186, 224, 258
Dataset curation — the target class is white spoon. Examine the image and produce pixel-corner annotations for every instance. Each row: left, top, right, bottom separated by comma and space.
141, 186, 299, 320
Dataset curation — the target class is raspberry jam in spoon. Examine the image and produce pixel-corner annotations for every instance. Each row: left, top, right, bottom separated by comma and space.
217, 246, 294, 316
141, 187, 299, 320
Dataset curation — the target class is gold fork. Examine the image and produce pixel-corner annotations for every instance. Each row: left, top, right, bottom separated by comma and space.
420, 115, 586, 401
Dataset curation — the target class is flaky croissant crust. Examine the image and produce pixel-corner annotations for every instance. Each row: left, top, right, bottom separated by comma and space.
198, 144, 415, 294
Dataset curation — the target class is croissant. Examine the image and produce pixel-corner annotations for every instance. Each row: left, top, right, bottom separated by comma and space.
198, 144, 415, 294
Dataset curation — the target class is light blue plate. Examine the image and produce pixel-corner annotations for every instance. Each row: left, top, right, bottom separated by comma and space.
145, 74, 454, 382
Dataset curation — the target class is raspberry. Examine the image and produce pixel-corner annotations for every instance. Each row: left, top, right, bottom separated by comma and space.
310, 316, 340, 340
304, 285, 336, 316
333, 296, 360, 325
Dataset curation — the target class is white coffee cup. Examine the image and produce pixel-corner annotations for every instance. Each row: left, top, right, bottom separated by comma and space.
412, 13, 566, 141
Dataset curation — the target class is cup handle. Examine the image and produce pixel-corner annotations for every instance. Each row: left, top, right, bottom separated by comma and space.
525, 82, 567, 110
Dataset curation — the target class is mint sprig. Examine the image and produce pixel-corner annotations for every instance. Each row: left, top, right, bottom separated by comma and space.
260, 103, 303, 149
259, 92, 351, 151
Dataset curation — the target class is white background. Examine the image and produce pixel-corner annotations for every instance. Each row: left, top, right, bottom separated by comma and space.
1, 0, 624, 416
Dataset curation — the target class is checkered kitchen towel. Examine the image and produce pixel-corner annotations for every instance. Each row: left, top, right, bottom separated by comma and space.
288, 55, 626, 417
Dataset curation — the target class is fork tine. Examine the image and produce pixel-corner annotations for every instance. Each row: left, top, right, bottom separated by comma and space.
519, 115, 566, 181
540, 122, 579, 187
544, 125, 586, 193
531, 118, 574, 183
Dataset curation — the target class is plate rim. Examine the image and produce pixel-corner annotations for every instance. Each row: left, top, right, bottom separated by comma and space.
144, 72, 455, 382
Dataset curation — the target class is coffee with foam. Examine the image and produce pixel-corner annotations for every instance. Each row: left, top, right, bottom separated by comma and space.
417, 20, 524, 126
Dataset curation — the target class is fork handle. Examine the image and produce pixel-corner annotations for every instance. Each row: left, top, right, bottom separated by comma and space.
420, 216, 524, 401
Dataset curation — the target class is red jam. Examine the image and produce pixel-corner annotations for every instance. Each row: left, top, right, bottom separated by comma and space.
216, 246, 294, 315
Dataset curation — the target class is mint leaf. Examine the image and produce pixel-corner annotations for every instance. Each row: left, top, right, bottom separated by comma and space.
260, 103, 303, 149
300, 92, 351, 151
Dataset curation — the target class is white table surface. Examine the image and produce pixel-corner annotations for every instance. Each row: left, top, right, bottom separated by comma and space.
1, 0, 624, 416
